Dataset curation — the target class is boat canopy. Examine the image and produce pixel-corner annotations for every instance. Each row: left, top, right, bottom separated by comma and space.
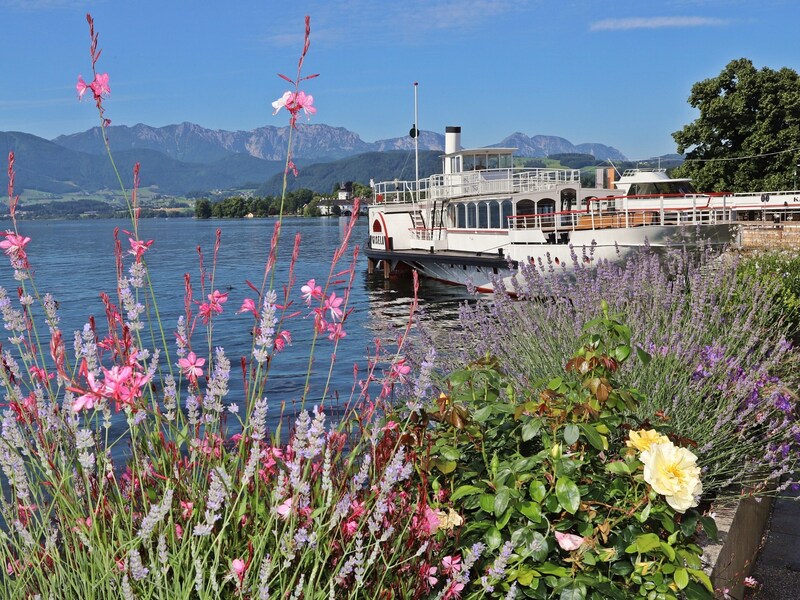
443, 148, 515, 175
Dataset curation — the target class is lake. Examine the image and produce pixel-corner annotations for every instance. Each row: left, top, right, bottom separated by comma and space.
0, 217, 471, 447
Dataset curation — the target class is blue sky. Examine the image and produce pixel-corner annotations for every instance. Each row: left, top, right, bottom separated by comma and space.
1, 0, 799, 160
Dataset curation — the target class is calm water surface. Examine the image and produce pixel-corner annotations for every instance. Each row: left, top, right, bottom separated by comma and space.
1, 217, 470, 449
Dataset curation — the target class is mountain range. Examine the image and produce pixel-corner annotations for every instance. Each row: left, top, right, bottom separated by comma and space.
2, 122, 630, 197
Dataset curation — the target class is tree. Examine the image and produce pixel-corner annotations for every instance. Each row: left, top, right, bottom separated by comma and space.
672, 58, 800, 192
195, 198, 212, 219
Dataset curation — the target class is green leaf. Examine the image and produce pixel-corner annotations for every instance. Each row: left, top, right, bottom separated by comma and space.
555, 477, 581, 514
496, 504, 514, 529
699, 515, 718, 540
451, 485, 483, 501
673, 567, 689, 590
485, 526, 503, 550
680, 512, 699, 538
432, 458, 457, 474
494, 488, 511, 517
606, 461, 632, 475
438, 445, 461, 461
479, 494, 495, 513
625, 533, 661, 554
518, 500, 542, 523
529, 480, 547, 503
516, 567, 536, 587
563, 424, 580, 446
636, 346, 652, 366
548, 377, 563, 390
522, 419, 542, 442
659, 541, 676, 561
578, 423, 605, 450
535, 562, 570, 577
473, 405, 492, 422
637, 502, 652, 523
527, 531, 549, 562
687, 568, 714, 593
560, 585, 587, 600
614, 344, 631, 362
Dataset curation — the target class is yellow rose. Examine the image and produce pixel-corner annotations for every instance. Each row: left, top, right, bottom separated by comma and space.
641, 442, 703, 513
626, 429, 670, 452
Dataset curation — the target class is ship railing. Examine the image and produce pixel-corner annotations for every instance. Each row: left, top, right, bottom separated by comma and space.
371, 179, 432, 204
507, 201, 736, 234
371, 167, 582, 204
408, 227, 447, 242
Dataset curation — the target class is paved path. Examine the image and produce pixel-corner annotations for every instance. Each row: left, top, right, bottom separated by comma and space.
744, 488, 800, 599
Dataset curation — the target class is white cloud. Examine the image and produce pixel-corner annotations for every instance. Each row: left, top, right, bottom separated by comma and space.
590, 16, 730, 31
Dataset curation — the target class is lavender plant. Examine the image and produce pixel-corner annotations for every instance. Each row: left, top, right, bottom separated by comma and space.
423, 245, 800, 498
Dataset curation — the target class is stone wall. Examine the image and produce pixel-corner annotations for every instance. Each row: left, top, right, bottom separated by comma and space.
740, 224, 800, 250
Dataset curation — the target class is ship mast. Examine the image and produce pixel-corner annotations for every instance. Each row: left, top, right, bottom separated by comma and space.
413, 82, 420, 206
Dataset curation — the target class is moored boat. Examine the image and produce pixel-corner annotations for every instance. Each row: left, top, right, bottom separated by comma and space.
365, 127, 752, 292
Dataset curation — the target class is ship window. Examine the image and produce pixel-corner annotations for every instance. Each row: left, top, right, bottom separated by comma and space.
490, 202, 501, 228
487, 155, 499, 169
537, 199, 556, 214
560, 188, 577, 211
463, 155, 475, 171
499, 154, 513, 169
516, 199, 536, 216
467, 203, 477, 228
478, 202, 488, 228
501, 200, 513, 227
456, 204, 466, 228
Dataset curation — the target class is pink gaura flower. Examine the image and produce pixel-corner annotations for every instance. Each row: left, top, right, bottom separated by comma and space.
29, 366, 54, 382
128, 237, 154, 262
0, 231, 31, 263
343, 518, 358, 537
72, 371, 105, 412
237, 298, 258, 317
326, 322, 346, 341
274, 330, 292, 352
76, 73, 110, 100
390, 358, 411, 381
555, 530, 585, 551
76, 75, 90, 99
178, 351, 205, 384
441, 555, 462, 575
231, 558, 246, 581
443, 581, 465, 599
323, 291, 344, 321
198, 290, 228, 324
91, 72, 110, 97
180, 501, 194, 520
276, 497, 293, 520
272, 90, 316, 126
420, 506, 441, 536
424, 565, 438, 587
301, 279, 322, 304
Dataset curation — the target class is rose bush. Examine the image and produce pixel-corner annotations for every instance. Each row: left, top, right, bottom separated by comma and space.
406, 304, 717, 599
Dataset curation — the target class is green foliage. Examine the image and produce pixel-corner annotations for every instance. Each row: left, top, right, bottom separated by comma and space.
207, 189, 315, 218
673, 58, 800, 192
418, 309, 714, 599
547, 153, 599, 169
737, 249, 800, 334
194, 198, 212, 219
